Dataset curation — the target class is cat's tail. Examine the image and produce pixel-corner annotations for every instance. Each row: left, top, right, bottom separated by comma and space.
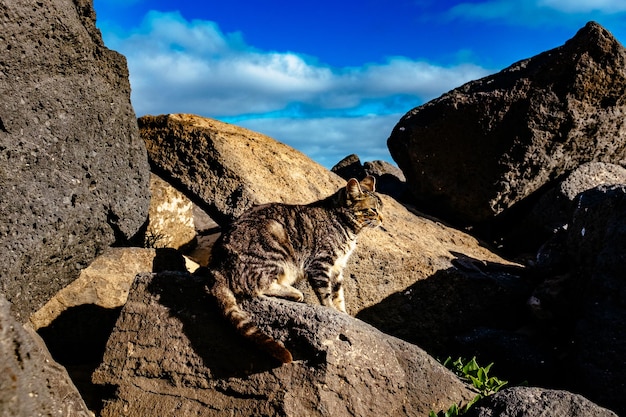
211, 282, 293, 364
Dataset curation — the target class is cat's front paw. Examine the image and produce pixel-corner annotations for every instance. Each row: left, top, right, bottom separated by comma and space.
283, 287, 304, 302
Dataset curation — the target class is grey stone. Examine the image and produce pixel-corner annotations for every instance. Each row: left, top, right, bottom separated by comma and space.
0, 0, 151, 321
509, 162, 626, 251
92, 271, 476, 417
465, 387, 617, 417
0, 295, 92, 417
332, 154, 406, 200
388, 22, 626, 226
563, 184, 626, 415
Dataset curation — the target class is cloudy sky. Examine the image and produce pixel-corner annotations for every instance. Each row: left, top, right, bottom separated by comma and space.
93, 0, 626, 168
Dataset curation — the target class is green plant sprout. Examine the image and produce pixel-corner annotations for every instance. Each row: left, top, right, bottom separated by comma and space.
429, 356, 508, 417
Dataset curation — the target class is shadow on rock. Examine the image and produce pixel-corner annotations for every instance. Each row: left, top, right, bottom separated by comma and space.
355, 253, 563, 385
145, 273, 283, 378
37, 304, 121, 412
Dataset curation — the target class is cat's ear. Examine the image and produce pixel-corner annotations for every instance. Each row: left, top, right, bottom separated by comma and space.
346, 178, 363, 199
360, 175, 376, 192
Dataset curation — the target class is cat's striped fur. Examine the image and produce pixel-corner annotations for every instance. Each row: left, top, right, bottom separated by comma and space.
204, 176, 383, 363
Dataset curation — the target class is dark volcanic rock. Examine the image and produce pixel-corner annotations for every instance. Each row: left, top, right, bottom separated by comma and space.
92, 272, 476, 417
509, 162, 626, 251
536, 162, 626, 234
561, 184, 626, 414
0, 0, 151, 320
388, 22, 626, 226
0, 295, 91, 417
465, 387, 617, 417
521, 184, 626, 415
332, 154, 407, 200
332, 153, 366, 180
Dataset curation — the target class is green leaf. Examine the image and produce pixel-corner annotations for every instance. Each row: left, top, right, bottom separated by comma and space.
468, 375, 485, 391
462, 357, 480, 375
445, 403, 459, 417
463, 394, 483, 413
483, 362, 494, 374
477, 367, 487, 383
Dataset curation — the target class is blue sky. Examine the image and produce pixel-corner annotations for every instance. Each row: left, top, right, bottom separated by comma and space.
93, 0, 626, 168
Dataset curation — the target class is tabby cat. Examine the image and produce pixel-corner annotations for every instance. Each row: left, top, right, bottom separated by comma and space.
204, 176, 383, 363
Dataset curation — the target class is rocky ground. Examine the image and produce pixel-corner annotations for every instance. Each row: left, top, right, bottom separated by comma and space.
1, 2, 624, 416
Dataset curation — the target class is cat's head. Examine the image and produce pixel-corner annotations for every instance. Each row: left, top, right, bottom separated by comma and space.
339, 176, 383, 229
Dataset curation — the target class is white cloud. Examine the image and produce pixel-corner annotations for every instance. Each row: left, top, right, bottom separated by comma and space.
539, 0, 626, 13
102, 10, 491, 165
237, 114, 401, 168
104, 11, 489, 117
446, 0, 626, 24
447, 1, 524, 20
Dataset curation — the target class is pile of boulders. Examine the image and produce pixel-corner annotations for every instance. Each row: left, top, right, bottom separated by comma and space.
0, 1, 623, 415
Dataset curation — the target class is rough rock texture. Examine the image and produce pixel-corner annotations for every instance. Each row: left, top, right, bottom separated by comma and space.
32, 247, 197, 411
509, 162, 626, 251
93, 272, 476, 417
387, 22, 626, 226
356, 258, 533, 381
364, 159, 406, 181
0, 0, 151, 321
138, 113, 519, 318
332, 154, 407, 200
561, 185, 626, 415
512, 184, 626, 415
465, 387, 617, 417
331, 154, 365, 180
147, 173, 196, 249
0, 295, 92, 417
536, 162, 626, 233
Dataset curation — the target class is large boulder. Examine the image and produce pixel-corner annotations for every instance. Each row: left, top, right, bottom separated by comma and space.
332, 154, 407, 201
519, 184, 626, 415
387, 22, 626, 227
92, 272, 476, 417
32, 247, 197, 411
465, 387, 617, 417
522, 162, 626, 250
0, 295, 92, 417
562, 185, 626, 414
0, 0, 151, 321
139, 114, 519, 318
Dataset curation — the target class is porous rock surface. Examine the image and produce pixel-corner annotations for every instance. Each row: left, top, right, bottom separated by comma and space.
513, 162, 626, 249
562, 184, 626, 414
465, 387, 617, 417
0, 0, 151, 321
388, 22, 626, 226
92, 272, 475, 417
0, 295, 92, 417
147, 173, 196, 250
